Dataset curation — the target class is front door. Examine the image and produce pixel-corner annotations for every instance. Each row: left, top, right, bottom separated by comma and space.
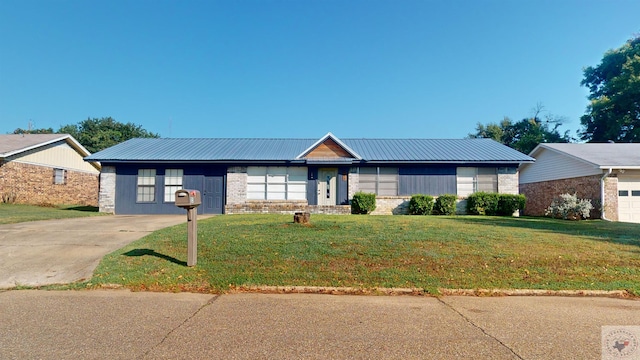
203, 176, 224, 214
317, 168, 338, 206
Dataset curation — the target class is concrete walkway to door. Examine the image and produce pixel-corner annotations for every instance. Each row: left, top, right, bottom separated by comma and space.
0, 215, 190, 289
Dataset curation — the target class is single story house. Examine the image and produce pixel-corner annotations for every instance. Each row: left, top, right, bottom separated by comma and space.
0, 134, 101, 206
519, 143, 640, 223
85, 133, 534, 215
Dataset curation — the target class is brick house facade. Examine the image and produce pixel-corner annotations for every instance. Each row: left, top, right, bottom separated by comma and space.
0, 134, 100, 207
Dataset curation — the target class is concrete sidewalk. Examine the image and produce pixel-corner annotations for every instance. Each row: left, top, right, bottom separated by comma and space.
0, 215, 189, 288
1, 290, 639, 359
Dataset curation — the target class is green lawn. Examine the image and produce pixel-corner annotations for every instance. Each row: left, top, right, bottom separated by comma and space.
0, 204, 104, 224
84, 214, 640, 296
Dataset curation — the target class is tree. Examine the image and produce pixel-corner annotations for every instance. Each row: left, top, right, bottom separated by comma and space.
12, 127, 54, 134
469, 106, 571, 154
580, 35, 640, 142
58, 117, 159, 153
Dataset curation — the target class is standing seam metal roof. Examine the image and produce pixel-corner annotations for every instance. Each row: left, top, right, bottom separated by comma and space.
85, 137, 534, 163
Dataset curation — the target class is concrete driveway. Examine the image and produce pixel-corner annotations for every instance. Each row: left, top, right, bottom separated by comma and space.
0, 215, 188, 289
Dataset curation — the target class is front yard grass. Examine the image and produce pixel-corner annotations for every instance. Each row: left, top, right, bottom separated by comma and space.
86, 214, 640, 295
0, 204, 104, 224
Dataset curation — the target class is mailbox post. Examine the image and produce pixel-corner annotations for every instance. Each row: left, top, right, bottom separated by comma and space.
175, 189, 202, 266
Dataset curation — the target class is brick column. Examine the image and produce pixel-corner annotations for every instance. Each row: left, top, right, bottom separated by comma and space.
98, 166, 116, 213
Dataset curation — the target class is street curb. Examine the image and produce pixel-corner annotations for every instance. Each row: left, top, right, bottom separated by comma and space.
228, 285, 636, 298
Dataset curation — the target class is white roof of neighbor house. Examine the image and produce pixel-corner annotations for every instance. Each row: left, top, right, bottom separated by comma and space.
531, 143, 640, 169
0, 134, 100, 170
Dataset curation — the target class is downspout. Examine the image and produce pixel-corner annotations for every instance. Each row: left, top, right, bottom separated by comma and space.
600, 168, 613, 221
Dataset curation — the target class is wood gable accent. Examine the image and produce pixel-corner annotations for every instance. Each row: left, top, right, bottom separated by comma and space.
304, 138, 352, 159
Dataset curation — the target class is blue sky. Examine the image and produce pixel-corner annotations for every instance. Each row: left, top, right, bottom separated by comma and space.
1, 0, 638, 140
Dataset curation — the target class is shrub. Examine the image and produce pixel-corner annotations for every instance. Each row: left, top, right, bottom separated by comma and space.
351, 192, 376, 214
545, 193, 593, 220
409, 195, 434, 215
497, 194, 526, 216
433, 194, 457, 215
466, 192, 499, 215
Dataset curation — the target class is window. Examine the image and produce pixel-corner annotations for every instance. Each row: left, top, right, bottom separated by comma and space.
164, 169, 183, 202
247, 167, 307, 200
53, 168, 66, 185
358, 167, 398, 196
137, 169, 156, 202
619, 190, 629, 197
457, 167, 498, 197
633, 191, 640, 197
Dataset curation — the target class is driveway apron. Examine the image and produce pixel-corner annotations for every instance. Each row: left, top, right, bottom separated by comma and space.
0, 215, 186, 289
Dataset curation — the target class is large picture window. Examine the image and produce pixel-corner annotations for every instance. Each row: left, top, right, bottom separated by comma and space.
358, 167, 398, 196
247, 167, 307, 200
164, 169, 183, 202
137, 169, 156, 202
456, 167, 497, 197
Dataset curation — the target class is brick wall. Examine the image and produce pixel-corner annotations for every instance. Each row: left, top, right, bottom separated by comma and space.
0, 161, 98, 206
226, 167, 247, 204
98, 166, 116, 213
226, 200, 351, 214
498, 168, 519, 195
519, 174, 612, 218
370, 196, 411, 215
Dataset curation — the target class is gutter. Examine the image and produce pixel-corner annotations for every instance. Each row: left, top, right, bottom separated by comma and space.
600, 168, 613, 221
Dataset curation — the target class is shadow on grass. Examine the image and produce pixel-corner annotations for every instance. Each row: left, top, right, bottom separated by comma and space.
453, 216, 640, 248
122, 249, 187, 266
62, 206, 99, 212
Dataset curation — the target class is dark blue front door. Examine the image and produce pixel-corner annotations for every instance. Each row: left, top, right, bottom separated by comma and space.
203, 176, 224, 214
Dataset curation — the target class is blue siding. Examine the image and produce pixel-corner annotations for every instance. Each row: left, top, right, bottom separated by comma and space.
399, 166, 457, 196
114, 164, 225, 215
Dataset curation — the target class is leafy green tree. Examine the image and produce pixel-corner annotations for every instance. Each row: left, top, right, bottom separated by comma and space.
58, 117, 159, 153
469, 107, 571, 154
580, 35, 640, 142
12, 127, 54, 134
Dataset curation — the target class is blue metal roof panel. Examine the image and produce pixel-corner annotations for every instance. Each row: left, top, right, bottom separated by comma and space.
86, 137, 534, 163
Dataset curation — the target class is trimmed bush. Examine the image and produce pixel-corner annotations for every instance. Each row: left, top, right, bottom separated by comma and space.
409, 195, 434, 215
466, 192, 499, 215
545, 193, 593, 220
433, 194, 457, 215
467, 192, 525, 216
351, 192, 376, 214
497, 194, 526, 216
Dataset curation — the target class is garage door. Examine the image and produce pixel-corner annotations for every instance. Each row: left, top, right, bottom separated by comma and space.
618, 177, 640, 223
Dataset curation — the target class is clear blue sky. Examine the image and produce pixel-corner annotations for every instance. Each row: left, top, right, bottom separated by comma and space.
1, 0, 638, 140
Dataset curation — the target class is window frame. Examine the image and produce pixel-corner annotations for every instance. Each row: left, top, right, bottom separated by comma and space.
53, 168, 66, 185
246, 166, 308, 200
358, 167, 399, 196
136, 169, 157, 203
164, 169, 184, 203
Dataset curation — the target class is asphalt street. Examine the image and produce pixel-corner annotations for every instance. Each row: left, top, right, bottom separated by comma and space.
1, 290, 639, 359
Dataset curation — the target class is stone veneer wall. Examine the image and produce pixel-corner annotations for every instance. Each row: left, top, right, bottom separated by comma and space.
519, 174, 618, 219
370, 196, 411, 215
226, 200, 350, 214
98, 165, 116, 213
226, 167, 247, 204
0, 161, 98, 206
498, 168, 519, 195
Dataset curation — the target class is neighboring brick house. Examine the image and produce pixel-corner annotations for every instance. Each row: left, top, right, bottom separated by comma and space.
519, 143, 640, 223
0, 134, 101, 206
85, 133, 533, 215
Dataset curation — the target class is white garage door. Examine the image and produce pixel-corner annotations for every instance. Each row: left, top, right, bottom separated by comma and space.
618, 177, 640, 223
